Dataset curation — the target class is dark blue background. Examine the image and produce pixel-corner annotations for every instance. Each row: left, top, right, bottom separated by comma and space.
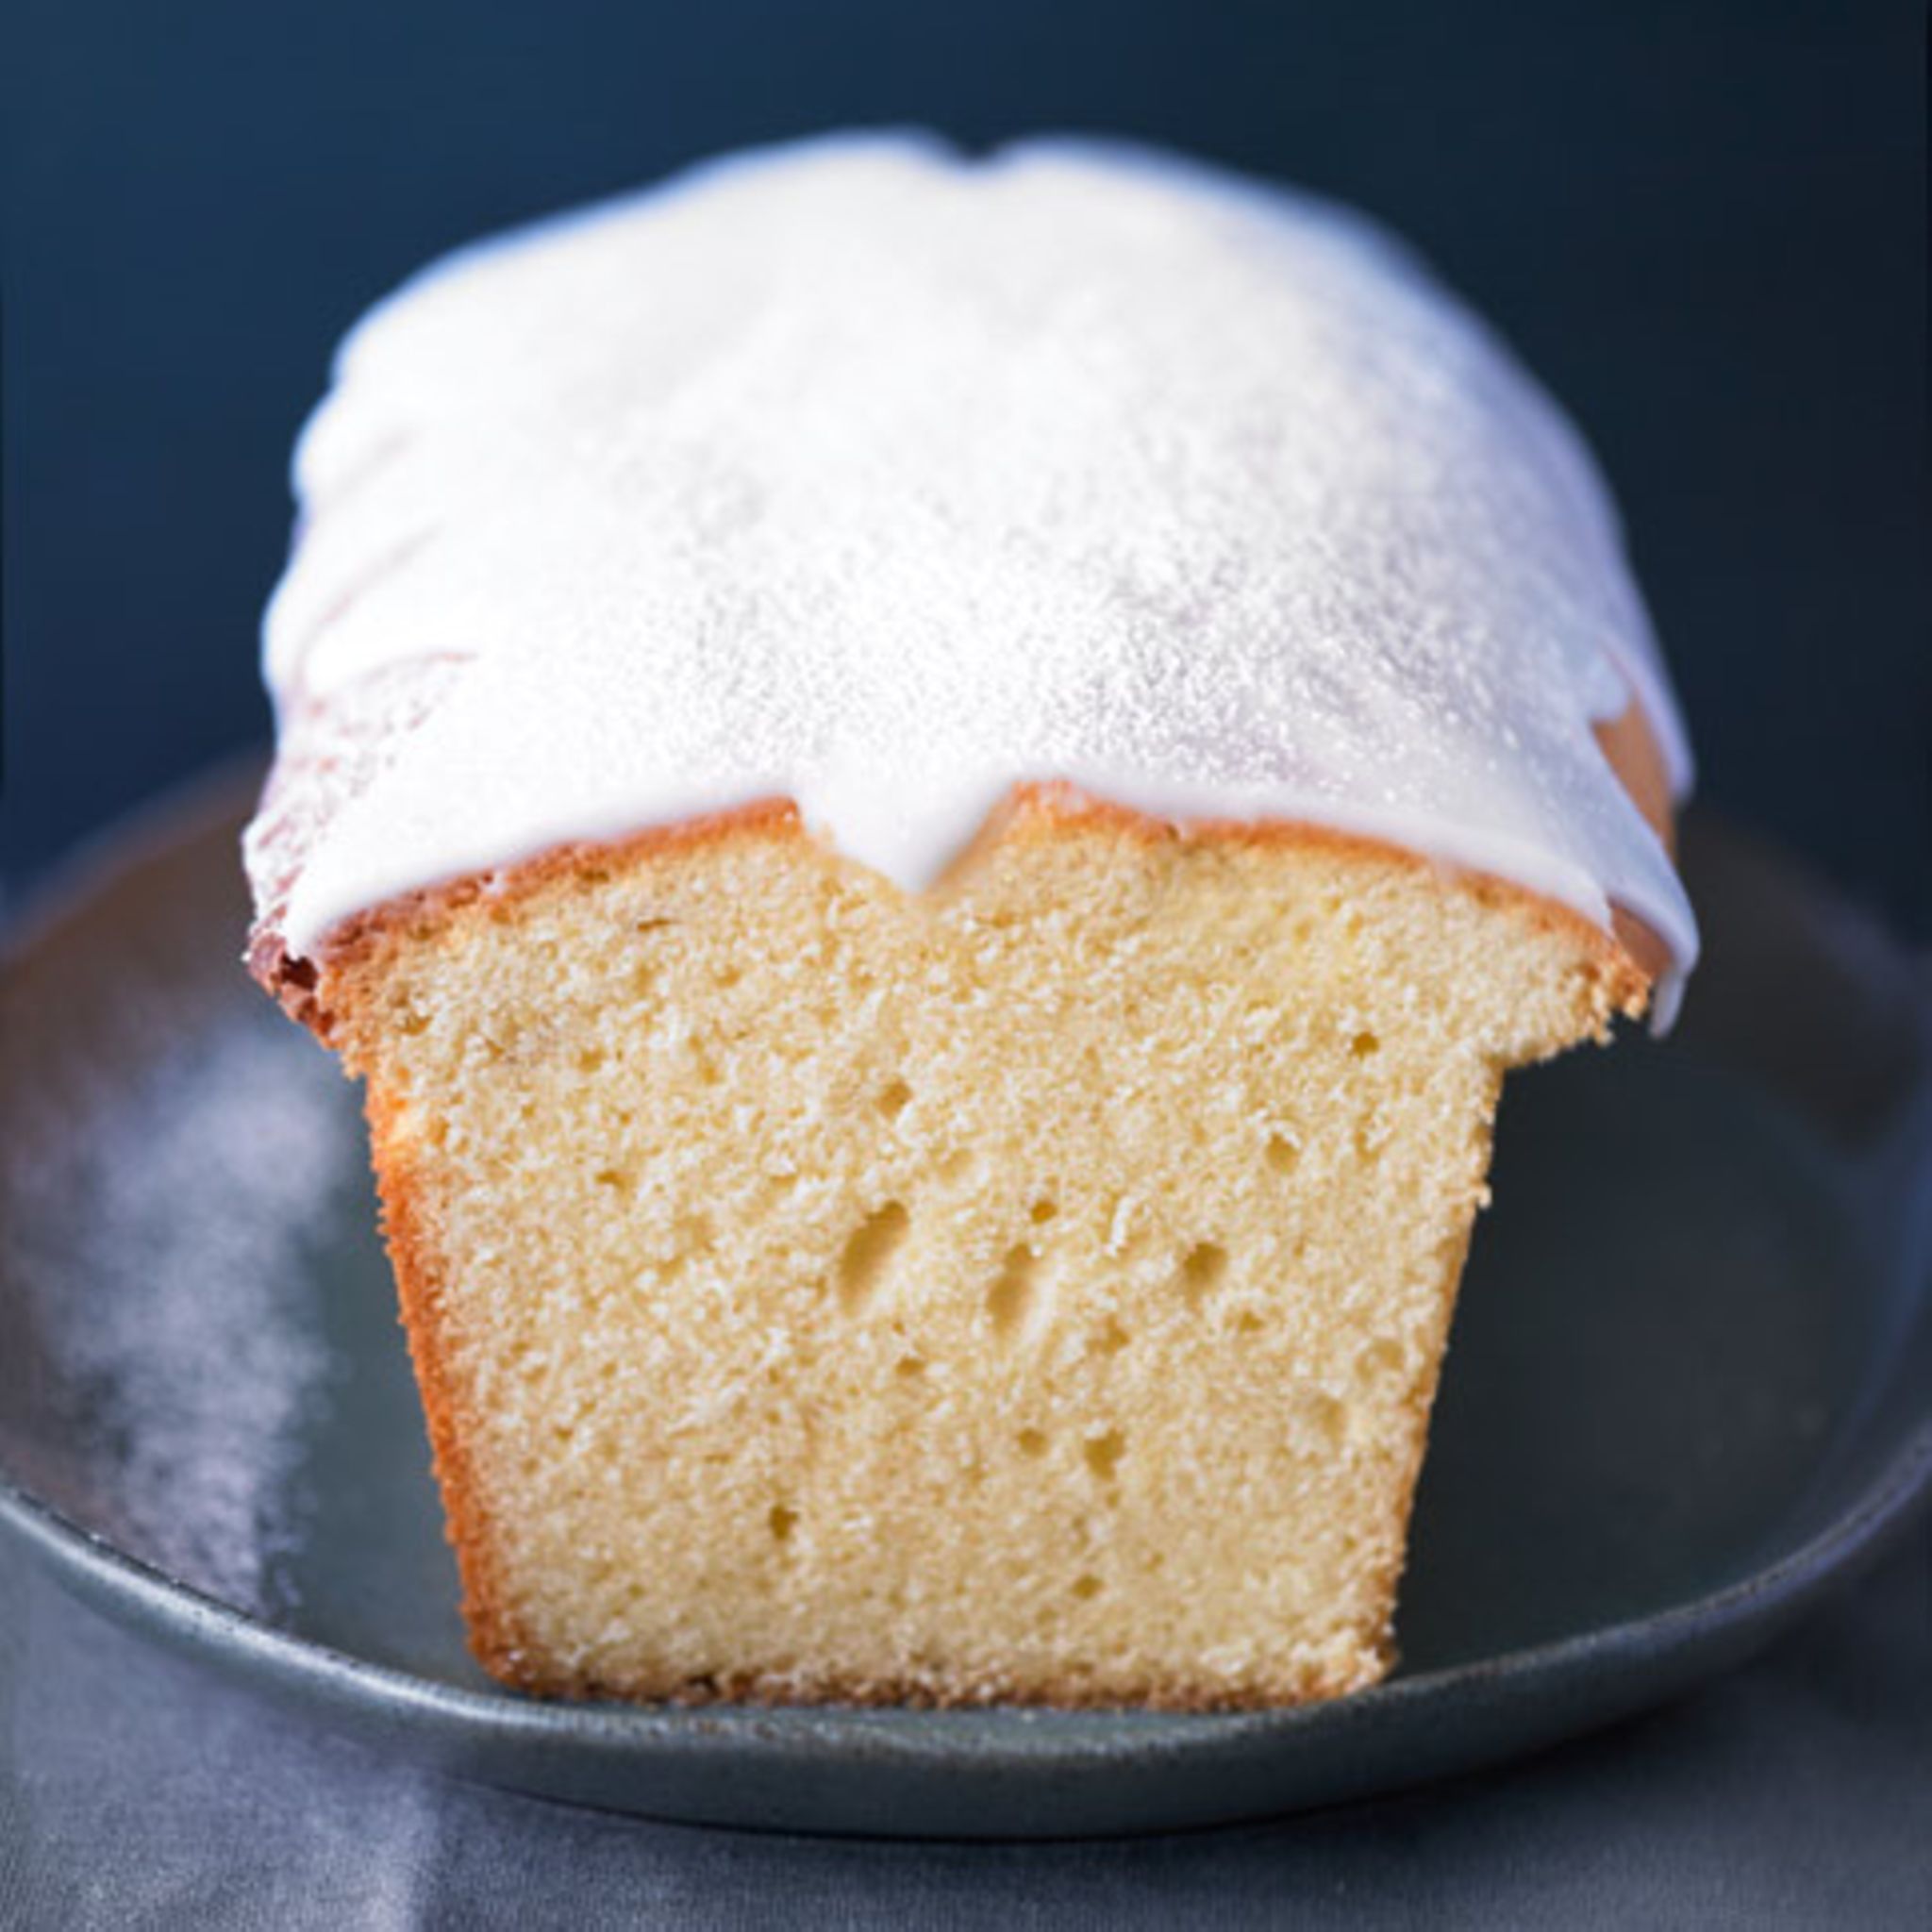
3, 0, 1924, 933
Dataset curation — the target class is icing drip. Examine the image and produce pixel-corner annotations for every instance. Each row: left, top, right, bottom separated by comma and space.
253, 132, 1698, 1012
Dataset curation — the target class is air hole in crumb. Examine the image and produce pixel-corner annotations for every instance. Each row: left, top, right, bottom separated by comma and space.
1083, 1428, 1126, 1483
1264, 1133, 1299, 1174
1362, 1339, 1407, 1380
987, 1244, 1039, 1338
628, 962, 657, 998
1017, 1427, 1048, 1457
1305, 1392, 1349, 1451
1236, 1310, 1266, 1337
593, 1167, 629, 1191
576, 1046, 607, 1074
895, 1355, 927, 1379
1092, 1316, 1132, 1357
1351, 1030, 1381, 1058
836, 1202, 909, 1310
877, 1078, 913, 1118
767, 1505, 798, 1543
1178, 1241, 1228, 1307
1072, 1574, 1104, 1601
1029, 1198, 1058, 1224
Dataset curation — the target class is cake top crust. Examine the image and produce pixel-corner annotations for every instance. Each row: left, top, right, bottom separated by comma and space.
248, 132, 1698, 1012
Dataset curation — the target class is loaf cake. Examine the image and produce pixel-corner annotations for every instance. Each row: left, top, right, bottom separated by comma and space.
245, 134, 1698, 1709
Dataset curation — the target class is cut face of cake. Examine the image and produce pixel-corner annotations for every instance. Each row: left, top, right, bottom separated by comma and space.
279, 796, 1654, 1706
246, 135, 1697, 1707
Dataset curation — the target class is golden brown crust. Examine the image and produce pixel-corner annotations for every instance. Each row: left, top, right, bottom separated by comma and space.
363, 1090, 529, 1682
1356, 1108, 1497, 1683
1592, 698, 1678, 984
1593, 702, 1676, 854
485, 1657, 1377, 1711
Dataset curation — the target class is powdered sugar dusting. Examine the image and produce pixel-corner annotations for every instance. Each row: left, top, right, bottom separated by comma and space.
256, 132, 1697, 1006
1, 997, 354, 1613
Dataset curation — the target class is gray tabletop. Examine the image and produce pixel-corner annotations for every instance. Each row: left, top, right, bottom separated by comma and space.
5, 1524, 1925, 1928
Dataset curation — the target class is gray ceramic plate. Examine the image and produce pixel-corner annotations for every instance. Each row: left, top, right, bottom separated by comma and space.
2, 770, 1928, 1839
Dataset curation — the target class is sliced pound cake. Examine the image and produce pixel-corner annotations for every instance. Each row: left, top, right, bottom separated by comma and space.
246, 135, 1696, 1707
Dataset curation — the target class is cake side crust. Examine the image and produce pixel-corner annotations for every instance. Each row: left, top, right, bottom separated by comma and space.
362, 1085, 527, 1688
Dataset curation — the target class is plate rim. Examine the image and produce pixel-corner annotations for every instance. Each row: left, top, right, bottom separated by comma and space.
4, 1416, 1929, 1772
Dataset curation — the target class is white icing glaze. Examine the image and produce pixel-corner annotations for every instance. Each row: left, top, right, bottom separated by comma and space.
256, 131, 1698, 1014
